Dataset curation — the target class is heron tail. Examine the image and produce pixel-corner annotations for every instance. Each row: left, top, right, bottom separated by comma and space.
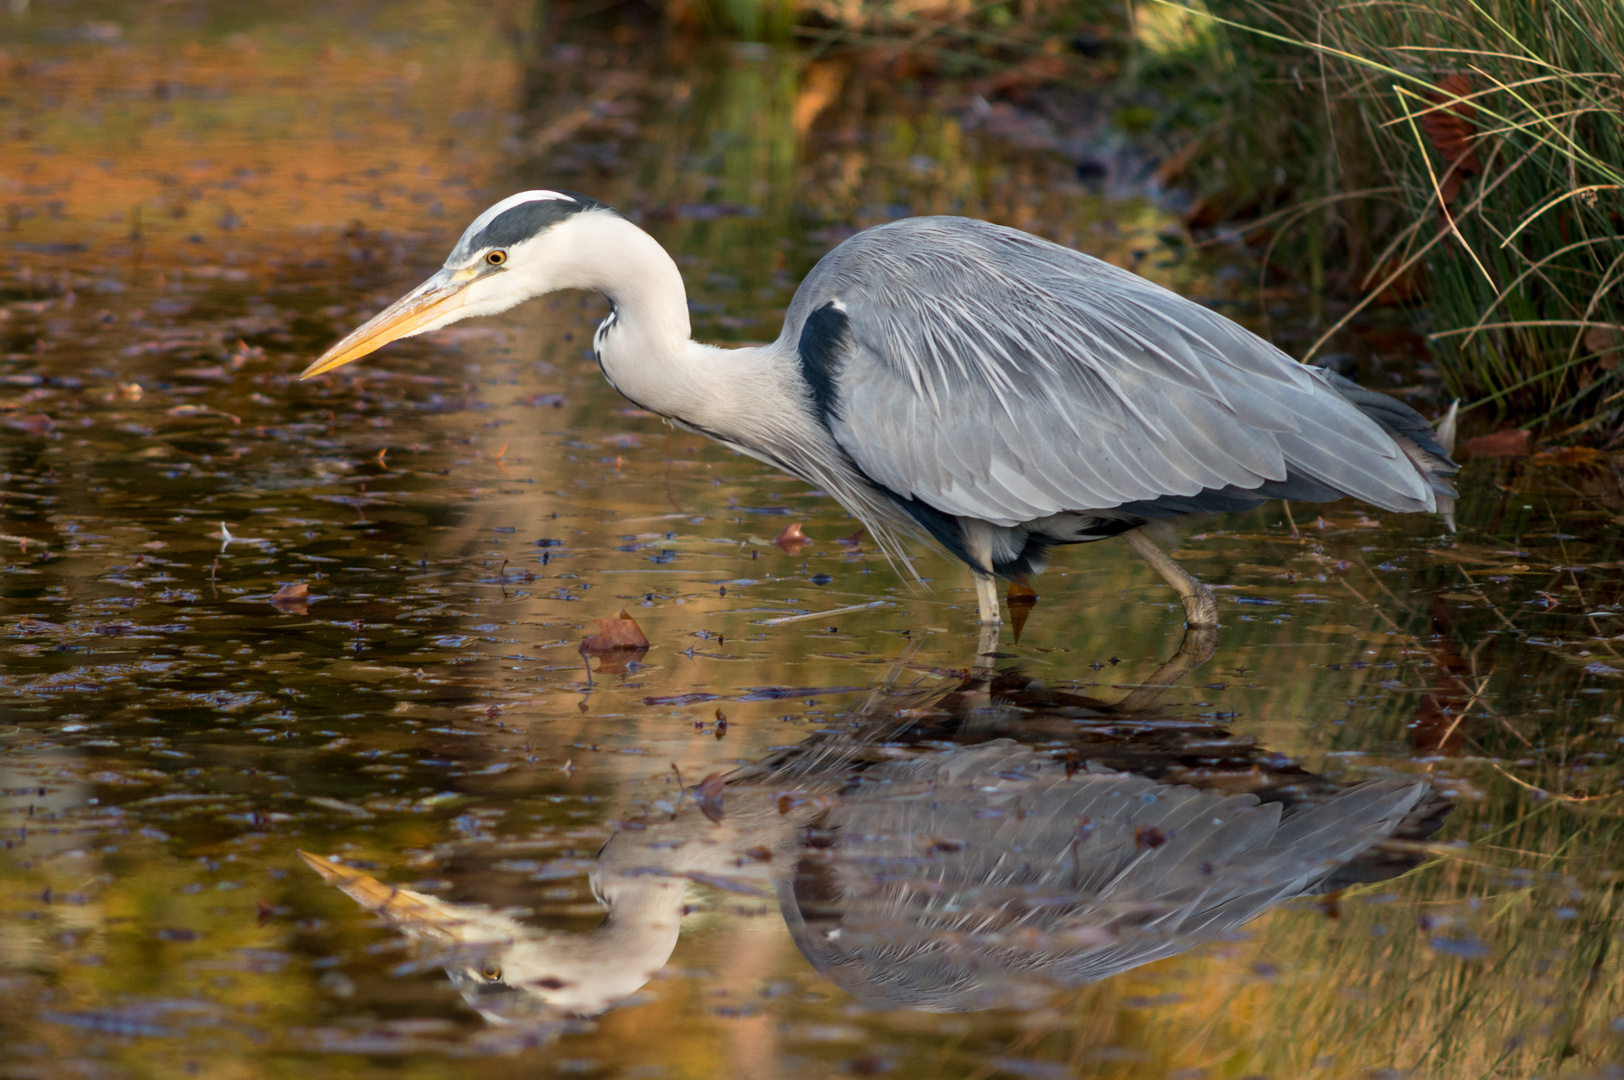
1316, 370, 1460, 529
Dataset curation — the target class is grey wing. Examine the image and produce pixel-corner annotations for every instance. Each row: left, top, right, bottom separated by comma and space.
787, 217, 1445, 528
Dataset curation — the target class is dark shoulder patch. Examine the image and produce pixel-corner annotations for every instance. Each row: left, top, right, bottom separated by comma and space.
474, 192, 618, 251
797, 301, 851, 430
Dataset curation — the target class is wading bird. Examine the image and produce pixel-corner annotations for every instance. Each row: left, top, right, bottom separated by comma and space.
304, 191, 1457, 638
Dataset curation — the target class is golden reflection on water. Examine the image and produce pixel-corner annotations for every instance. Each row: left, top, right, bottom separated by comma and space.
2, 2, 1623, 1079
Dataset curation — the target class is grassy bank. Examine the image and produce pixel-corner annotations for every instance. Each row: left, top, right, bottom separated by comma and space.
1152, 0, 1624, 438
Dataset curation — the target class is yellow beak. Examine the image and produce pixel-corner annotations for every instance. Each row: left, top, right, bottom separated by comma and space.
299, 271, 473, 379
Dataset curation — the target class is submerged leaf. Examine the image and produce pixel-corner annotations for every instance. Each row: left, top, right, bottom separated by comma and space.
271, 581, 312, 614
580, 609, 650, 653
8, 413, 55, 436
1462, 429, 1530, 457
774, 521, 810, 555
693, 771, 726, 823
1529, 446, 1600, 467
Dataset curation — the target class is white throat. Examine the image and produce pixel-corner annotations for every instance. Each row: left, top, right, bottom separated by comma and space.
539, 214, 783, 446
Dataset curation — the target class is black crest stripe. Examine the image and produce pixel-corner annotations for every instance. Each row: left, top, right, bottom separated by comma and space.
471, 192, 618, 251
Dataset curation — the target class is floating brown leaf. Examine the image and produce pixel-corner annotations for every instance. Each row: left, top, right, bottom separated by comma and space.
270, 581, 311, 614
1436, 167, 1465, 211
693, 771, 726, 823
1461, 429, 1531, 458
580, 608, 650, 653
773, 521, 809, 556
7, 413, 54, 436
1529, 446, 1600, 467
835, 528, 865, 549
165, 403, 241, 425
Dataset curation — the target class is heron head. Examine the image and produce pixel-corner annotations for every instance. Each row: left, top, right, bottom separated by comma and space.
300, 190, 622, 378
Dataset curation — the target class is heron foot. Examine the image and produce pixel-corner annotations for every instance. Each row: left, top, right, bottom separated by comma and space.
972, 573, 1005, 668
1123, 527, 1218, 628
1181, 583, 1218, 628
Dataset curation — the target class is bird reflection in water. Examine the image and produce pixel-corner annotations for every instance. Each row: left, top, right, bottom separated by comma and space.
302, 667, 1448, 1022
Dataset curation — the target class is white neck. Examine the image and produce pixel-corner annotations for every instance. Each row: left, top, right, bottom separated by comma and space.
515, 212, 909, 553
541, 214, 789, 445
567, 213, 694, 369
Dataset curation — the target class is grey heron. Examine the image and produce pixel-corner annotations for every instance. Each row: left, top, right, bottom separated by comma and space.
303, 190, 1458, 635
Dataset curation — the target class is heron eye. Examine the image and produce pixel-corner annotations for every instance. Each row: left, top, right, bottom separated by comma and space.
485, 250, 507, 266
481, 963, 502, 981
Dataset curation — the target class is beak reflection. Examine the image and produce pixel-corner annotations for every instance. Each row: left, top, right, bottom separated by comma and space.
299, 270, 473, 379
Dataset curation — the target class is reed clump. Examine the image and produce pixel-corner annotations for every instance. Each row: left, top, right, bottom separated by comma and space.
1168, 0, 1624, 437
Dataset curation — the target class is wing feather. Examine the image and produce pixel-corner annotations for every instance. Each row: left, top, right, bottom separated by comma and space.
783, 217, 1437, 527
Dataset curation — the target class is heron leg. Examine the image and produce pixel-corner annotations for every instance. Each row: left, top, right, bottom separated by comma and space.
975, 622, 1002, 668
973, 573, 1002, 625
1122, 527, 1218, 627
972, 572, 1002, 664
